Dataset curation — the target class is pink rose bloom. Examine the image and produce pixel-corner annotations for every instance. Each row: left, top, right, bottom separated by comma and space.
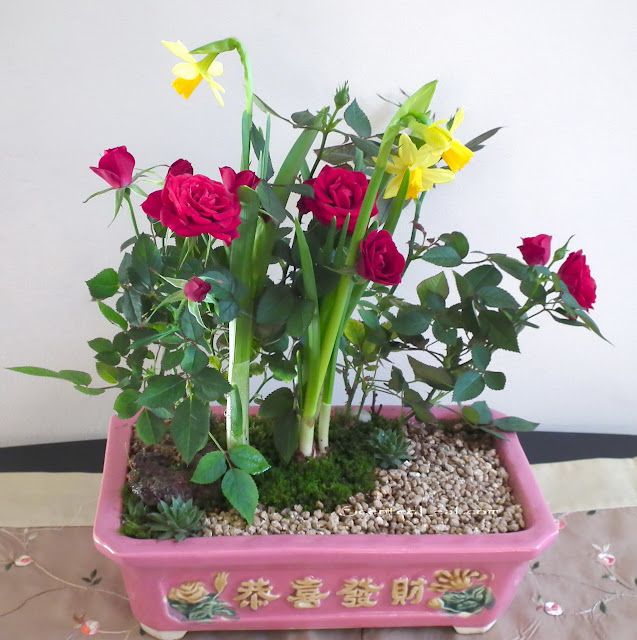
219, 166, 260, 194
357, 230, 406, 286
558, 250, 597, 310
90, 146, 135, 188
298, 166, 378, 233
518, 234, 552, 266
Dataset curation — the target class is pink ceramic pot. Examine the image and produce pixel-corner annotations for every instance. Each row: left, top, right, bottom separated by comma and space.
94, 406, 557, 638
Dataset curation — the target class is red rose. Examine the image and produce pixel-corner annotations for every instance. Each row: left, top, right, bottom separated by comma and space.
90, 146, 135, 188
142, 159, 193, 219
356, 230, 405, 285
558, 250, 597, 310
144, 171, 241, 244
518, 234, 552, 266
184, 277, 211, 302
220, 166, 259, 194
298, 166, 378, 233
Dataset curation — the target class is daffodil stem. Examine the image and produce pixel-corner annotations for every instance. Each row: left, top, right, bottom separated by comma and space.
389, 192, 425, 296
236, 43, 253, 172
301, 123, 399, 425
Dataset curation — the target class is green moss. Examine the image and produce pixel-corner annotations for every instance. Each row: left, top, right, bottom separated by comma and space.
250, 410, 403, 512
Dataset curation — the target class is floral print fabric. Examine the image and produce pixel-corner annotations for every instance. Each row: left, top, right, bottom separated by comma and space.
1, 508, 636, 639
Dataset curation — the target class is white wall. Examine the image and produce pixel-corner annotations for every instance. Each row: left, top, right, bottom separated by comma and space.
2, 0, 636, 446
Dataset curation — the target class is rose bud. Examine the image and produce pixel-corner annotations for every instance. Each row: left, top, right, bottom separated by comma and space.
298, 166, 378, 233
558, 250, 597, 310
356, 230, 406, 286
219, 166, 260, 194
518, 234, 552, 266
184, 277, 211, 302
90, 146, 135, 188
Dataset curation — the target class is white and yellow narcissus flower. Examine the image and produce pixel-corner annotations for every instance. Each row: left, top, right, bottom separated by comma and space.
384, 133, 455, 200
162, 40, 225, 105
411, 108, 474, 173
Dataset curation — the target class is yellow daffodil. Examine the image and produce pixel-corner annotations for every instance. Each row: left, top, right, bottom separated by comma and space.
384, 134, 455, 199
162, 40, 225, 105
411, 108, 474, 173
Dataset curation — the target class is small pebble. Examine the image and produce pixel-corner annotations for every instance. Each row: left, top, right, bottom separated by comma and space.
201, 422, 525, 536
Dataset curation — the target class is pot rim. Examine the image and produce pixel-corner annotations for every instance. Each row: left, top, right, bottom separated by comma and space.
94, 405, 558, 564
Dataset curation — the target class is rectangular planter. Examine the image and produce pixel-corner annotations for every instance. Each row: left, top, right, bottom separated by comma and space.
93, 406, 557, 636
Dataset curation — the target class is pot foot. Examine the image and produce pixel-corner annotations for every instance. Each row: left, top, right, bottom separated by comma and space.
454, 620, 497, 634
139, 624, 186, 640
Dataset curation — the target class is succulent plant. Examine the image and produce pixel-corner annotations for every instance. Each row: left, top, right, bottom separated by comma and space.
370, 428, 411, 469
148, 496, 205, 542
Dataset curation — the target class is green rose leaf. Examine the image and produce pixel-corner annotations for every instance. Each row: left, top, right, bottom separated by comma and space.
344, 99, 372, 138
479, 286, 520, 309
95, 350, 121, 366
130, 234, 163, 293
259, 387, 294, 418
286, 298, 316, 338
489, 254, 528, 280
479, 310, 520, 352
229, 444, 270, 475
461, 406, 480, 424
484, 371, 506, 390
273, 413, 298, 463
493, 416, 539, 431
7, 366, 92, 387
417, 272, 449, 303
440, 231, 469, 259
97, 301, 128, 330
179, 308, 205, 340
471, 400, 493, 424
138, 375, 187, 408
464, 264, 502, 291
422, 246, 462, 267
191, 451, 228, 484
407, 356, 454, 390
88, 338, 113, 353
453, 371, 485, 402
191, 368, 233, 403
471, 344, 491, 371
113, 389, 141, 419
221, 468, 259, 524
136, 408, 169, 444
181, 345, 209, 375
256, 285, 294, 325
119, 289, 143, 327
393, 307, 431, 335
170, 396, 211, 464
86, 268, 119, 300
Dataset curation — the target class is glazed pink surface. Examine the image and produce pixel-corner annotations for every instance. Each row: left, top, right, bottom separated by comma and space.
94, 406, 558, 631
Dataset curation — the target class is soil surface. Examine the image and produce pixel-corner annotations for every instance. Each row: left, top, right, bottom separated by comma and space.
126, 417, 525, 536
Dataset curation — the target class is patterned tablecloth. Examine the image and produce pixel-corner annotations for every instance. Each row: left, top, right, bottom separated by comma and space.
1, 458, 636, 639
